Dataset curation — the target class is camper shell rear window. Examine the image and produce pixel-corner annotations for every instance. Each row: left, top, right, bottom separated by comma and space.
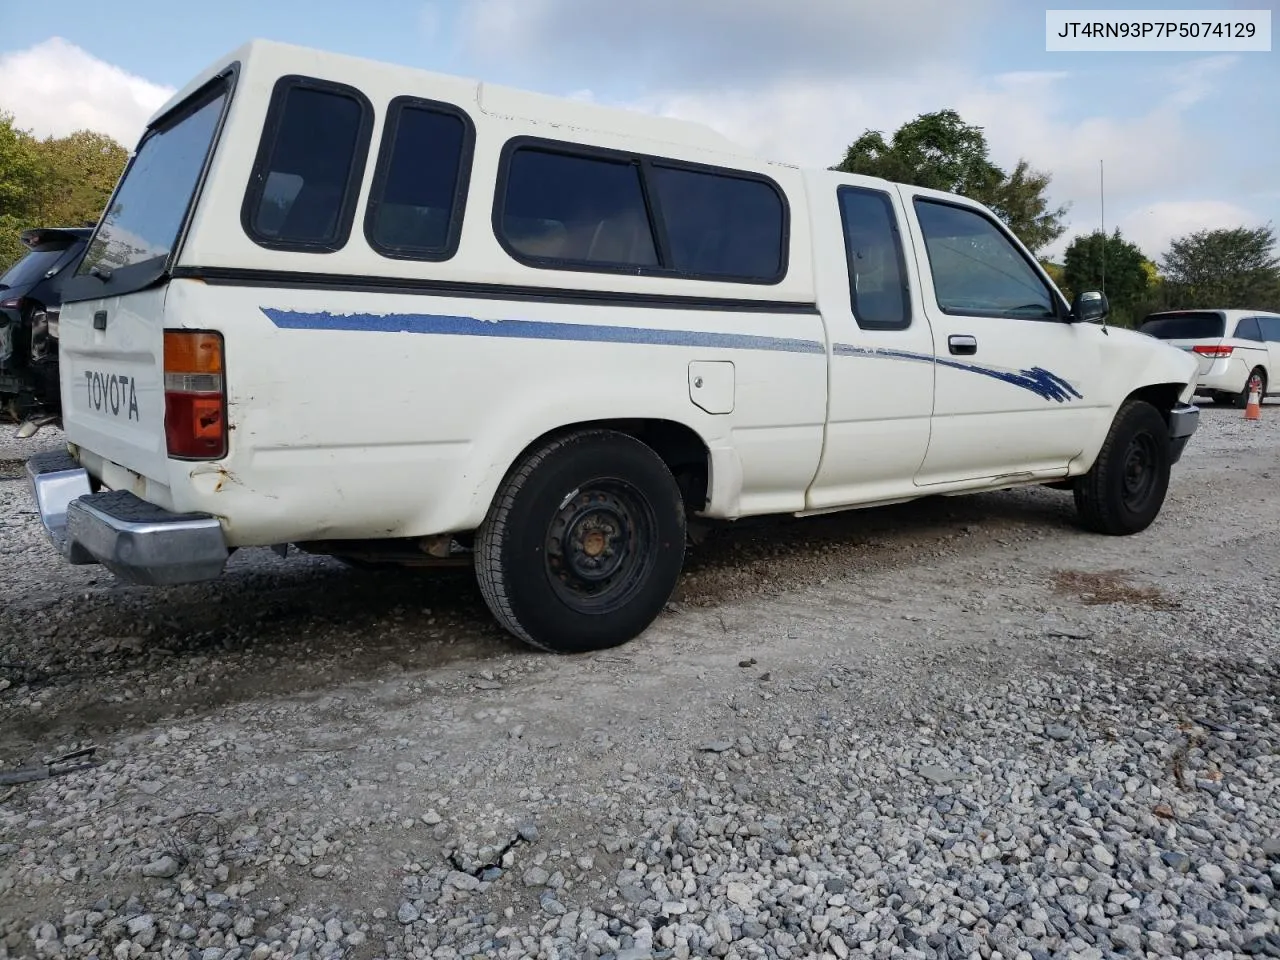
65, 69, 236, 302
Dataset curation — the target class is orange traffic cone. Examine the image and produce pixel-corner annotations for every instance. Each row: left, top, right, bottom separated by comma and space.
1245, 376, 1262, 420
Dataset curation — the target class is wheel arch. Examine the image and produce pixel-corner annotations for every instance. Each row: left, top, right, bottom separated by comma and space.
1072, 397, 1172, 536
420, 414, 722, 537
1123, 381, 1187, 424
1071, 380, 1190, 477
497, 417, 714, 516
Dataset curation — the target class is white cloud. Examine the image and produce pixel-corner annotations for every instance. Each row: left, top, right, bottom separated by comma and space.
456, 0, 1259, 258
622, 74, 947, 168
958, 58, 1240, 211
624, 64, 1218, 193
1159, 54, 1239, 111
597, 56, 1251, 259
0, 37, 173, 146
1118, 201, 1266, 261
462, 0, 1005, 86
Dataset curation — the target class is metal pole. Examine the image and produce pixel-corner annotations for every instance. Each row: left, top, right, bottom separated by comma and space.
1100, 159, 1106, 294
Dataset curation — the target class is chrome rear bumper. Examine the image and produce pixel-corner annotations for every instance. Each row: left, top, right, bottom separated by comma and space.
26, 450, 229, 586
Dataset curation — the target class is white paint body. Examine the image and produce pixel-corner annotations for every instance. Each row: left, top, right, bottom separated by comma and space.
56, 41, 1199, 549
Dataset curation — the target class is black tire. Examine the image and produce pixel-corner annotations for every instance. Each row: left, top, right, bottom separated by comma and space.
475, 429, 686, 653
1073, 399, 1171, 536
1210, 392, 1235, 407
1235, 369, 1266, 408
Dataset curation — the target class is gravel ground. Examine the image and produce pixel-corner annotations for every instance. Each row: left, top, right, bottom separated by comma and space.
1, 405, 1278, 960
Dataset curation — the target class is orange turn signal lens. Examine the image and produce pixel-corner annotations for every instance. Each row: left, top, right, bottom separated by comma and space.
164, 330, 224, 374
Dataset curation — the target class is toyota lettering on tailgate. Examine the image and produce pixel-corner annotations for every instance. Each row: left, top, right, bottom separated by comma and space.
84, 370, 140, 421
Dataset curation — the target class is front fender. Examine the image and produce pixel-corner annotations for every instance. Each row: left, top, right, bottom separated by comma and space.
1099, 327, 1198, 400
1072, 327, 1199, 473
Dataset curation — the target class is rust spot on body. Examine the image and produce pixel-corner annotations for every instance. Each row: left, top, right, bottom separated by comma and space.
190, 463, 237, 493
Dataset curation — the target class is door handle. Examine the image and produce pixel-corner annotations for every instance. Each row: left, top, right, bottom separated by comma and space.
948, 334, 977, 356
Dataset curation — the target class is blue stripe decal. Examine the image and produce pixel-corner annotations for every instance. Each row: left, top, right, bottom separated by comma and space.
834, 343, 1083, 403
260, 309, 1079, 401
261, 308, 826, 355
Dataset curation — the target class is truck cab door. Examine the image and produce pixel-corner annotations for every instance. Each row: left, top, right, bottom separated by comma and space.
898, 187, 1103, 487
804, 172, 935, 510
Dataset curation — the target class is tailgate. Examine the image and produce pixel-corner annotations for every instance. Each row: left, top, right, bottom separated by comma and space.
54, 73, 232, 486
61, 288, 170, 482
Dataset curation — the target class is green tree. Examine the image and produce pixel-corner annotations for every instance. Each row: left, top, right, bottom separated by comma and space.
1039, 259, 1070, 301
1160, 224, 1280, 311
1063, 229, 1151, 327
0, 114, 128, 273
835, 109, 1069, 253
33, 130, 128, 228
984, 160, 1069, 255
837, 110, 1002, 196
0, 112, 44, 270
1127, 260, 1173, 327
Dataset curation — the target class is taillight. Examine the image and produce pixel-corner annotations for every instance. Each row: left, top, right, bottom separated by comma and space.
163, 330, 226, 460
1193, 345, 1233, 358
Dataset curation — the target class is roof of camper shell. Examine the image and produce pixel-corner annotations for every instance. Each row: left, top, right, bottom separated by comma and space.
146, 38, 781, 168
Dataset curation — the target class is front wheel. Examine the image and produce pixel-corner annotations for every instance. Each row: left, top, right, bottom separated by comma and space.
1073, 400, 1171, 536
475, 429, 686, 653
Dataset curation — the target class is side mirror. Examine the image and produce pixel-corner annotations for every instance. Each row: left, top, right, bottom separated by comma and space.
1071, 290, 1109, 323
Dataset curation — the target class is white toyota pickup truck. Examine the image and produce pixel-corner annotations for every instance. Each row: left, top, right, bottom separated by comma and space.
27, 40, 1200, 653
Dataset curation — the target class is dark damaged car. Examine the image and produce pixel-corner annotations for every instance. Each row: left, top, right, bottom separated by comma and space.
0, 226, 92, 428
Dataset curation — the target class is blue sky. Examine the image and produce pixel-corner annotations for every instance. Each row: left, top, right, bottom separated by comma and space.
1, 0, 1276, 260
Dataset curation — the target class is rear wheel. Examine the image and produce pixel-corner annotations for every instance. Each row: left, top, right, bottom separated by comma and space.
1236, 368, 1266, 408
1073, 400, 1171, 536
475, 429, 686, 653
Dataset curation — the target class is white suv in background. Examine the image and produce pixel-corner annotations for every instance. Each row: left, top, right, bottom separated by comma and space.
1139, 309, 1280, 408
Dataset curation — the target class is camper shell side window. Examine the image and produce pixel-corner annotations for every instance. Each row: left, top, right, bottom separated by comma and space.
241, 75, 375, 253
363, 96, 476, 262
493, 137, 789, 285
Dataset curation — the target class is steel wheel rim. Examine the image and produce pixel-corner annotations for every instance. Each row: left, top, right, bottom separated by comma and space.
1120, 431, 1159, 511
545, 479, 657, 614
